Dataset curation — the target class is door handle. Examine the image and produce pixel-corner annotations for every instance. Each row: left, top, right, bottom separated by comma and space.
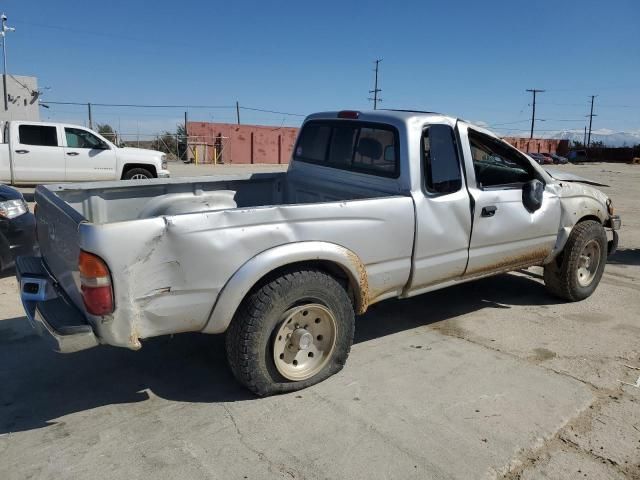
481, 206, 497, 217
15, 149, 29, 154
66, 152, 79, 156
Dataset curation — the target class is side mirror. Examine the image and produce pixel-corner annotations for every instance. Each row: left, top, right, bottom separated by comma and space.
522, 179, 544, 212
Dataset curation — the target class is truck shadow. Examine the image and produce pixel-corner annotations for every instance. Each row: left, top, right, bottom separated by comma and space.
607, 248, 640, 266
0, 271, 560, 434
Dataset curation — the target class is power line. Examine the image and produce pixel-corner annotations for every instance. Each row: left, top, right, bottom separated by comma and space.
41, 101, 234, 109
239, 106, 306, 117
526, 88, 545, 139
40, 100, 307, 117
14, 20, 152, 44
488, 119, 530, 126
488, 117, 586, 127
538, 101, 639, 109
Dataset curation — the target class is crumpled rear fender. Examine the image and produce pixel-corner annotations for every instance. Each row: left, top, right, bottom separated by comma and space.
201, 241, 369, 334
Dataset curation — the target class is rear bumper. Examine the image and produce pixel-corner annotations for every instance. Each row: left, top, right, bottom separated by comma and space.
16, 256, 98, 353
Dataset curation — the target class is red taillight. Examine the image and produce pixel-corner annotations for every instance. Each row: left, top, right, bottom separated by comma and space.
338, 110, 360, 119
79, 250, 114, 315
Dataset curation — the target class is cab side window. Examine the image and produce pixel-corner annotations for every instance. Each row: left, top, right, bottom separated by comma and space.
65, 128, 106, 149
19, 125, 58, 146
469, 130, 535, 188
422, 124, 462, 194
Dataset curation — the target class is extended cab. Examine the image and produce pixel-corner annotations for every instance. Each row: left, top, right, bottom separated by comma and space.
17, 110, 620, 396
0, 121, 170, 184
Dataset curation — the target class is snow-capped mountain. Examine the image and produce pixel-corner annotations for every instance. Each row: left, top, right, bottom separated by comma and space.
548, 129, 640, 147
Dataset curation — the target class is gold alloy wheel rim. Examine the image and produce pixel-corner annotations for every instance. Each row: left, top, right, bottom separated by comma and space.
577, 239, 601, 287
273, 304, 337, 381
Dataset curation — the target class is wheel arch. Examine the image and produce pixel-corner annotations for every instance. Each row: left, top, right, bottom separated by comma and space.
121, 163, 157, 179
574, 214, 602, 225
202, 241, 369, 334
545, 213, 606, 265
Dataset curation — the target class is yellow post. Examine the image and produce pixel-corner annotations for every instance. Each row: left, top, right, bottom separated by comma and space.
194, 145, 199, 165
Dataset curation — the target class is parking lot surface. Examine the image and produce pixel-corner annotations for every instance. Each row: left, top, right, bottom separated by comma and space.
1, 162, 639, 479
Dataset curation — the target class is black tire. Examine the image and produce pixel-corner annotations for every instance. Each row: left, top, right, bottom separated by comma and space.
225, 268, 355, 396
123, 168, 154, 180
543, 220, 607, 301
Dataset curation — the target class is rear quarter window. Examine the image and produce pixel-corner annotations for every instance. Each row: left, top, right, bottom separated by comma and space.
294, 120, 399, 178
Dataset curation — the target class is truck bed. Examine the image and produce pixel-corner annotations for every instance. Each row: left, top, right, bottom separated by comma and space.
50, 167, 404, 223
35, 165, 415, 348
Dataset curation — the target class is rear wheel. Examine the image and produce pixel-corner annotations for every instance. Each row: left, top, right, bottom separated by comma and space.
544, 220, 607, 301
123, 168, 154, 180
225, 269, 355, 396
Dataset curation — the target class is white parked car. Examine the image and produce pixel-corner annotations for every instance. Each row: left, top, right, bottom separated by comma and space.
0, 121, 170, 184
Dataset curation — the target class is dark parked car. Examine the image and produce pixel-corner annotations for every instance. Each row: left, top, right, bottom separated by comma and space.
551, 154, 569, 164
568, 150, 587, 163
540, 153, 555, 164
528, 153, 546, 164
0, 185, 36, 270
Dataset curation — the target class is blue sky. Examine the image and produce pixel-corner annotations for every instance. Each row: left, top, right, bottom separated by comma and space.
5, 0, 639, 138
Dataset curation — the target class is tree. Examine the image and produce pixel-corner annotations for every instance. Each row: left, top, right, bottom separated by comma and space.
96, 123, 117, 144
151, 124, 187, 160
177, 123, 187, 161
151, 132, 178, 157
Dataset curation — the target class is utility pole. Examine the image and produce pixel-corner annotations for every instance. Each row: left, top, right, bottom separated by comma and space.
183, 111, 188, 161
526, 89, 545, 139
586, 95, 597, 148
369, 59, 382, 110
236, 101, 240, 124
87, 102, 93, 129
1, 14, 15, 112
583, 126, 587, 147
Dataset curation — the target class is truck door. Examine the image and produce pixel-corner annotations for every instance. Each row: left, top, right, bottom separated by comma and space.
458, 124, 561, 277
63, 127, 117, 181
11, 123, 66, 183
406, 123, 472, 295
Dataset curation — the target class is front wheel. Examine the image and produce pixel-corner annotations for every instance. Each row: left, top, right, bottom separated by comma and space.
123, 168, 154, 180
544, 220, 607, 301
225, 269, 355, 396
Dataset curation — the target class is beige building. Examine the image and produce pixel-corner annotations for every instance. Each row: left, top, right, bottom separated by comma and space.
0, 74, 40, 122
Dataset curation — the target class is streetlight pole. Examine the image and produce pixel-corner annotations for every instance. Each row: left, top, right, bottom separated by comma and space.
1, 14, 15, 112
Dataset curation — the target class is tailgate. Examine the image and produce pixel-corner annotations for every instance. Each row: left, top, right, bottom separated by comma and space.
35, 185, 86, 310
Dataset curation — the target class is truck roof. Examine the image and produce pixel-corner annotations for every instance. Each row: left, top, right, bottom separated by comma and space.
305, 109, 457, 124
304, 109, 500, 141
4, 119, 97, 130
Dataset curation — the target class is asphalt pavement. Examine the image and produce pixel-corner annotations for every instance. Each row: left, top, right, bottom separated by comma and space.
1, 162, 638, 479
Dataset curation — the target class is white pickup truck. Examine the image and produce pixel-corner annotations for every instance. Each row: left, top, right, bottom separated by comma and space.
0, 120, 170, 184
17, 110, 620, 396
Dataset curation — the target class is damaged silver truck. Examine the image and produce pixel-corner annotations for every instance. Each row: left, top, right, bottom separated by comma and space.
17, 110, 621, 396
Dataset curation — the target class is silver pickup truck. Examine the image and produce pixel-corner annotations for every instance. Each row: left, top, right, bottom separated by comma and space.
17, 110, 621, 396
